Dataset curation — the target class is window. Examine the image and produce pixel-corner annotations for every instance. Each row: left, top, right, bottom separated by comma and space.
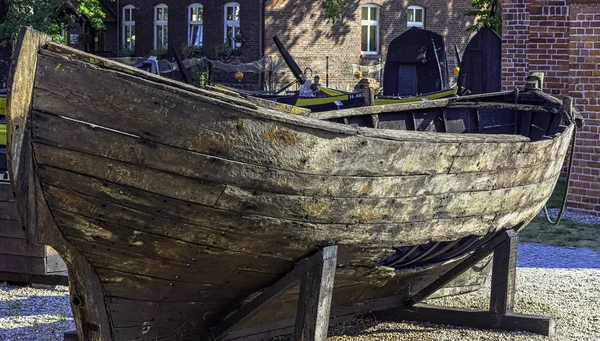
224, 2, 240, 48
361, 4, 380, 54
188, 4, 203, 46
154, 4, 168, 49
122, 5, 135, 50
407, 5, 425, 28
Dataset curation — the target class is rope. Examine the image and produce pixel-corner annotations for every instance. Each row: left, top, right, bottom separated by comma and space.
543, 114, 578, 225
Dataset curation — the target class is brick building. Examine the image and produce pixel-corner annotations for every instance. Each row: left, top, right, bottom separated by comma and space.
93, 0, 475, 89
501, 0, 600, 216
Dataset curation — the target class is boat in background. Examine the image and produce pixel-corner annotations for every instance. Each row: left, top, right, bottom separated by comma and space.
7, 28, 579, 340
0, 90, 67, 285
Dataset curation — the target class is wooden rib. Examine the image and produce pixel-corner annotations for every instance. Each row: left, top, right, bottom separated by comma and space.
418, 239, 462, 263
387, 245, 419, 267
397, 242, 441, 267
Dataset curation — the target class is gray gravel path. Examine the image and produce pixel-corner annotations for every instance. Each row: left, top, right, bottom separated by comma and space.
1, 242, 598, 340
0, 283, 74, 341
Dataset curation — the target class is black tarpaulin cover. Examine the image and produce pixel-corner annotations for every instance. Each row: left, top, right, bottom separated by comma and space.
383, 27, 448, 96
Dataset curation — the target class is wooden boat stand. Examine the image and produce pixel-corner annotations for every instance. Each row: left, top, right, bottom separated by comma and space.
374, 229, 555, 338
64, 229, 555, 340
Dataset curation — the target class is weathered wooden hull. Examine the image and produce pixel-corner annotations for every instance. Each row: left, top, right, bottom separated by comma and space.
7, 29, 574, 340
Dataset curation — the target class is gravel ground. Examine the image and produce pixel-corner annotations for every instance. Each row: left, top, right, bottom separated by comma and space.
0, 283, 74, 341
539, 208, 600, 225
1, 243, 598, 340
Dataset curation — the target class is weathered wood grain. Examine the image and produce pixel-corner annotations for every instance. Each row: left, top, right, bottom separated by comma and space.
68, 235, 277, 286
36, 163, 553, 252
7, 28, 111, 341
0, 237, 46, 257
293, 246, 337, 341
31, 138, 563, 228
32, 111, 566, 199
51, 208, 290, 275
98, 268, 247, 302
0, 253, 46, 274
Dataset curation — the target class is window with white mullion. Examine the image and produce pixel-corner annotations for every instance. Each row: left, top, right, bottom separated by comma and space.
361, 4, 380, 54
122, 5, 135, 50
224, 2, 240, 48
407, 5, 425, 28
188, 4, 203, 46
154, 4, 168, 49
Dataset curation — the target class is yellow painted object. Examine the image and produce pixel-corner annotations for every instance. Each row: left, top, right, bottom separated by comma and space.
0, 97, 6, 146
374, 87, 458, 106
317, 86, 344, 97
295, 93, 351, 107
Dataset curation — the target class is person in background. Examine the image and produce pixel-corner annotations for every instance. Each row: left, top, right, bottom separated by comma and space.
299, 78, 315, 97
310, 76, 322, 92
310, 75, 323, 96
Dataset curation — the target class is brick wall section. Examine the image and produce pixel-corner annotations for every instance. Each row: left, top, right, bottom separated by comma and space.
501, 0, 600, 216
264, 0, 475, 90
106, 0, 261, 62
102, 1, 475, 90
568, 2, 600, 215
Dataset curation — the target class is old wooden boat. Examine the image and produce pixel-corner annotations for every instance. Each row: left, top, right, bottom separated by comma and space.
0, 91, 67, 284
7, 28, 579, 340
233, 33, 458, 112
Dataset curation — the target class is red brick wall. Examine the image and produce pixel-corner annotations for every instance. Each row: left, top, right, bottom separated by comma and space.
106, 0, 262, 62
501, 0, 600, 216
264, 0, 476, 91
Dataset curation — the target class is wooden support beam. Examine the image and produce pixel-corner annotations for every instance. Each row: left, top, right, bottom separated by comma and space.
217, 246, 337, 340
63, 331, 79, 341
375, 229, 555, 338
293, 246, 337, 341
376, 304, 555, 337
406, 231, 508, 305
490, 230, 518, 314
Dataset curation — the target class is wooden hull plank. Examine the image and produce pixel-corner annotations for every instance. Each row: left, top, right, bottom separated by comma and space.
32, 139, 560, 227
32, 112, 566, 202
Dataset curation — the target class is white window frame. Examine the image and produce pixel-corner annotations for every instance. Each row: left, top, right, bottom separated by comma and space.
407, 5, 425, 28
361, 4, 380, 55
188, 3, 203, 46
122, 5, 135, 50
223, 2, 240, 48
154, 4, 168, 49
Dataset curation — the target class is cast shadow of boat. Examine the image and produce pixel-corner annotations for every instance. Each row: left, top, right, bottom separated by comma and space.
0, 317, 75, 339
0, 293, 73, 318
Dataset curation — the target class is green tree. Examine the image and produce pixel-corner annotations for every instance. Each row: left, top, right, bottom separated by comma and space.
321, 0, 347, 23
0, 0, 109, 46
466, 0, 502, 35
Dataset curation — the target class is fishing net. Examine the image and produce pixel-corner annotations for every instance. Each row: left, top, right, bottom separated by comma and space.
112, 55, 287, 75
